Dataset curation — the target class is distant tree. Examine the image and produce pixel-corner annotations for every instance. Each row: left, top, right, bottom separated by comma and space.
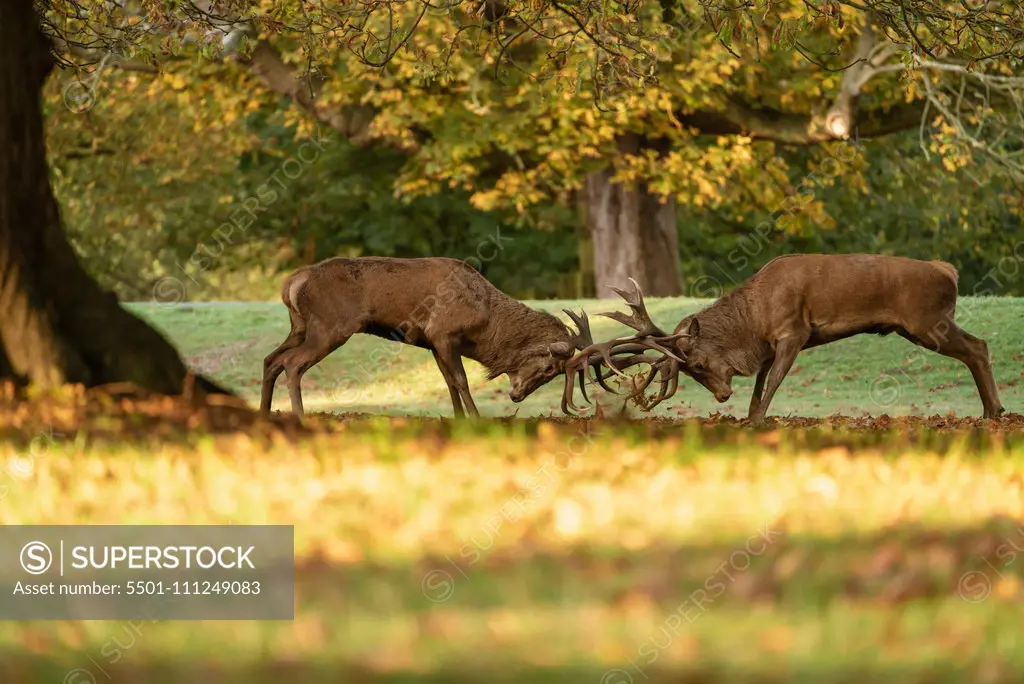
1, 0, 1021, 395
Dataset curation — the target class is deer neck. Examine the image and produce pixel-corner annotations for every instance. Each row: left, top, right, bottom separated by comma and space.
695, 295, 771, 377
473, 304, 562, 379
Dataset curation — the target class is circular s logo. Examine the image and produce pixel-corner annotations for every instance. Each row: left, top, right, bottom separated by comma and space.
152, 277, 187, 308
421, 569, 455, 602
63, 669, 98, 684
20, 541, 52, 575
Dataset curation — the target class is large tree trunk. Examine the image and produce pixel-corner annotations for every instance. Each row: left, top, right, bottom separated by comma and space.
0, 0, 229, 396
584, 133, 682, 299
573, 189, 596, 299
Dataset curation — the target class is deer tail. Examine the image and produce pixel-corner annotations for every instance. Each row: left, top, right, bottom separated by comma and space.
281, 269, 311, 335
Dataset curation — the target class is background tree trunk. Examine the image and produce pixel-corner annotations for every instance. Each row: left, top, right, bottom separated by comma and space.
584, 133, 682, 299
574, 189, 596, 299
0, 0, 229, 396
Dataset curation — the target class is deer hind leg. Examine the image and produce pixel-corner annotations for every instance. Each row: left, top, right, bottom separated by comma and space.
748, 359, 773, 419
280, 326, 349, 420
901, 317, 1004, 419
432, 349, 465, 417
260, 317, 306, 416
749, 335, 806, 424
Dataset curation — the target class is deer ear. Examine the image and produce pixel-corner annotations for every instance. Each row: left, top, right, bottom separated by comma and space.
549, 341, 573, 357
686, 317, 700, 337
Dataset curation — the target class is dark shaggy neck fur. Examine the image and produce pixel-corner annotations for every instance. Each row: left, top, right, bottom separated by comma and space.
469, 301, 570, 379
692, 283, 772, 376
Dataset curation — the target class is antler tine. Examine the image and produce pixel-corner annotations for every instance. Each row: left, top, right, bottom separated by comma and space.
658, 363, 680, 403
577, 367, 591, 404
641, 358, 681, 411
562, 308, 593, 348
614, 277, 645, 308
588, 351, 659, 392
614, 356, 681, 413
598, 277, 667, 337
561, 363, 592, 415
638, 338, 687, 364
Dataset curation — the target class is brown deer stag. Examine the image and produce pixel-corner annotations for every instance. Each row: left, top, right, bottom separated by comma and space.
562, 254, 1005, 423
260, 256, 605, 419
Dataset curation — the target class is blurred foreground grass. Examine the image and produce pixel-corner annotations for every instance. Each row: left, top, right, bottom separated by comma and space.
3, 403, 1024, 682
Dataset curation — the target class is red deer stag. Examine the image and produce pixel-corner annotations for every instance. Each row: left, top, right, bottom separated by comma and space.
562, 254, 1005, 423
260, 256, 605, 419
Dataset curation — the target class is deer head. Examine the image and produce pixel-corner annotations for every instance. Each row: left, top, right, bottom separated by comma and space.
505, 308, 599, 403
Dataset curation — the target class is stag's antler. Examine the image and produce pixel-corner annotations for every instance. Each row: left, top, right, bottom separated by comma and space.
600, 278, 666, 337
563, 308, 593, 350
559, 280, 689, 415
599, 278, 689, 361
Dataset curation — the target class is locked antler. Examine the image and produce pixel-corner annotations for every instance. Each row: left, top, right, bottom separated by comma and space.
560, 307, 652, 409
559, 279, 688, 415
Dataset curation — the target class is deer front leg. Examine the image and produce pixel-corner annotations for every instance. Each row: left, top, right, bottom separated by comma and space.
749, 337, 805, 424
432, 349, 465, 417
442, 349, 480, 418
748, 359, 773, 419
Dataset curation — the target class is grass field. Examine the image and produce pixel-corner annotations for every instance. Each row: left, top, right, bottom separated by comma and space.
2, 297, 1024, 683
135, 296, 1024, 419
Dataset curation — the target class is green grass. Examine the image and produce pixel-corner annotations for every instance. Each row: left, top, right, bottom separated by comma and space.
3, 298, 1024, 682
128, 296, 1024, 419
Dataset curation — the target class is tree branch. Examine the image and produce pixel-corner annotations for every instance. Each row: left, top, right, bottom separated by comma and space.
669, 98, 926, 146
233, 39, 379, 146
62, 43, 159, 73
